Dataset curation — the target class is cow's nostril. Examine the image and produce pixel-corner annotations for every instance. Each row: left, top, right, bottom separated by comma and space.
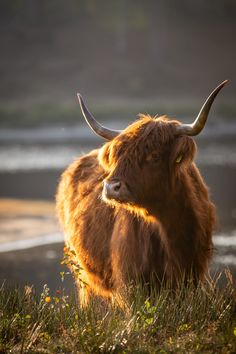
113, 182, 121, 192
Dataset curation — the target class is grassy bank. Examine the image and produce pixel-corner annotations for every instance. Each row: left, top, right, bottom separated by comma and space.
0, 98, 236, 128
0, 271, 235, 353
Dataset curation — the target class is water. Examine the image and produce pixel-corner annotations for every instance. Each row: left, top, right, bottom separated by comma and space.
0, 125, 235, 289
0, 143, 236, 172
0, 230, 236, 265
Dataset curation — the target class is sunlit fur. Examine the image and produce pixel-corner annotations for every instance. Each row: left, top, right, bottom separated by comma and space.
56, 115, 215, 306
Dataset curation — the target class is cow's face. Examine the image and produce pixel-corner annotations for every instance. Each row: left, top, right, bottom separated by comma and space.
99, 115, 196, 217
77, 81, 227, 217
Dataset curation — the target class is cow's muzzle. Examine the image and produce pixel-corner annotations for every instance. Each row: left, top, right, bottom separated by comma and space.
103, 179, 129, 202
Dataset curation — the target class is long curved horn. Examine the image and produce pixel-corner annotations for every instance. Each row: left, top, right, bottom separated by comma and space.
176, 80, 228, 136
77, 94, 121, 140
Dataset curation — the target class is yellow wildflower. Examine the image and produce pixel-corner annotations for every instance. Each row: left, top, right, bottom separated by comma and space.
45, 296, 51, 303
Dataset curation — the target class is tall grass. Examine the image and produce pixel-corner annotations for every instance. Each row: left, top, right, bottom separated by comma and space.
0, 270, 235, 353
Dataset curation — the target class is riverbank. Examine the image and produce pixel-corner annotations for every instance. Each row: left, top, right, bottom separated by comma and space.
0, 199, 70, 292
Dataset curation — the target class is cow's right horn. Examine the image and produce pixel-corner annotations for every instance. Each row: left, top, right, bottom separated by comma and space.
77, 94, 121, 140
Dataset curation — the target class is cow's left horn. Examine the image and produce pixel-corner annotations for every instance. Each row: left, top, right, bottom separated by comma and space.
176, 80, 228, 136
77, 94, 121, 140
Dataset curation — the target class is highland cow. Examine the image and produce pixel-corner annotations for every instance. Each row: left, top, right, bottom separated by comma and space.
56, 81, 227, 306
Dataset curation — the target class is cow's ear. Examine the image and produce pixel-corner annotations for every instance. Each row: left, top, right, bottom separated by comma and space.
98, 143, 110, 169
170, 136, 196, 168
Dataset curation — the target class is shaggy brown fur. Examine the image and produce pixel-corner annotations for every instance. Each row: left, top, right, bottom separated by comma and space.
56, 115, 215, 305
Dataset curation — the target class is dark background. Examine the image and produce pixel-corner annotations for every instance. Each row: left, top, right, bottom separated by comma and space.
0, 0, 235, 127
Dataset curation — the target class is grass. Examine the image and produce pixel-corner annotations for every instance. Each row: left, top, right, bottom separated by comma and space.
0, 270, 236, 353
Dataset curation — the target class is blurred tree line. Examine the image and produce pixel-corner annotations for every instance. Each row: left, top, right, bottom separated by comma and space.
1, 0, 236, 24
0, 0, 235, 126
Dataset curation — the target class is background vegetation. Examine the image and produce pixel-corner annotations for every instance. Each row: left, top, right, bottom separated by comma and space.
0, 0, 235, 127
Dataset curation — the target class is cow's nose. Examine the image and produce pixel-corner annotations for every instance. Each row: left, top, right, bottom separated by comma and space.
104, 180, 121, 199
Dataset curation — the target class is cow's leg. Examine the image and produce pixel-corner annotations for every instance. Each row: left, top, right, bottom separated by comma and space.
77, 282, 92, 307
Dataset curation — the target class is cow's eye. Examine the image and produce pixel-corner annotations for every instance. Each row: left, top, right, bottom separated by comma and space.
146, 152, 159, 162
